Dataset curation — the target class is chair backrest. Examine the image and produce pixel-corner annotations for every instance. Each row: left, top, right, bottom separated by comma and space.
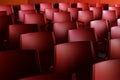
110, 26, 120, 39
20, 32, 54, 72
102, 10, 117, 28
40, 3, 53, 12
67, 8, 79, 21
20, 4, 35, 10
89, 7, 102, 20
90, 20, 108, 41
78, 10, 93, 22
53, 22, 77, 44
8, 24, 39, 49
0, 5, 14, 15
44, 8, 59, 21
59, 2, 70, 12
68, 28, 96, 42
77, 2, 89, 10
55, 42, 93, 80
24, 13, 45, 31
109, 39, 120, 59
109, 7, 120, 18
93, 59, 120, 80
0, 50, 40, 80
53, 12, 71, 23
18, 10, 37, 22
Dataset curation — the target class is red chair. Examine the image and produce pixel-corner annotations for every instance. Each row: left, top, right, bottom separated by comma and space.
90, 20, 108, 41
0, 5, 14, 15
53, 12, 71, 23
44, 8, 59, 22
20, 32, 54, 73
77, 2, 89, 10
20, 4, 35, 10
109, 39, 120, 59
40, 3, 53, 12
0, 50, 40, 80
53, 22, 77, 44
55, 42, 93, 80
77, 11, 93, 28
59, 2, 70, 12
67, 8, 79, 22
8, 24, 39, 49
68, 28, 96, 42
102, 10, 117, 29
93, 59, 120, 80
109, 7, 120, 18
89, 7, 102, 20
18, 10, 37, 23
110, 26, 120, 39
24, 13, 45, 31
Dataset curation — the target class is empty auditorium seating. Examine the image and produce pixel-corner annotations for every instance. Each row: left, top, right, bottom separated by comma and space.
8, 24, 39, 49
93, 59, 120, 80
0, 50, 40, 80
53, 22, 77, 44
20, 32, 54, 73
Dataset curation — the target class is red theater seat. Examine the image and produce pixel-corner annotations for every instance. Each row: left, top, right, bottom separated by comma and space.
53, 22, 76, 44
8, 24, 39, 49
21, 32, 54, 73
20, 4, 35, 10
40, 3, 53, 12
59, 2, 70, 12
77, 2, 89, 10
93, 59, 120, 80
53, 12, 71, 23
68, 28, 96, 42
55, 42, 93, 80
110, 26, 120, 39
24, 13, 45, 31
109, 39, 120, 59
